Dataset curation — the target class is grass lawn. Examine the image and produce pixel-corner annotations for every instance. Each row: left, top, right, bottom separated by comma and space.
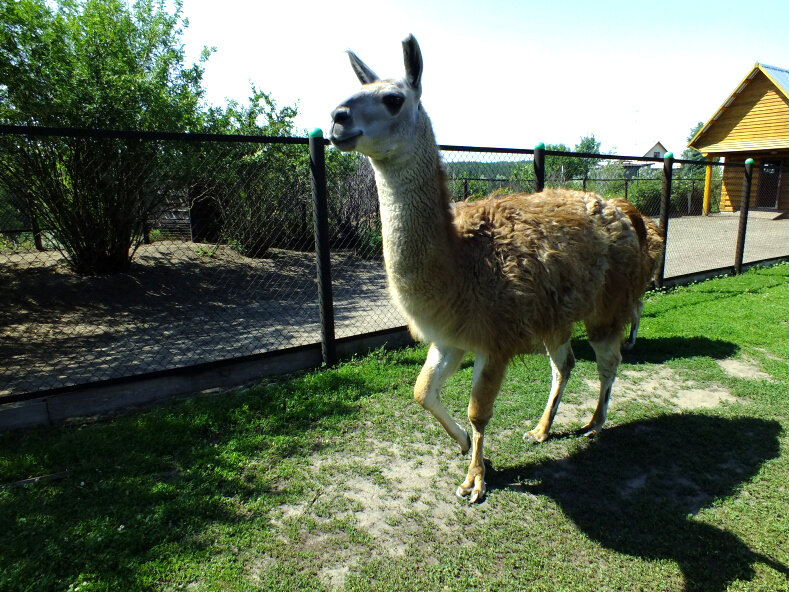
1, 264, 787, 592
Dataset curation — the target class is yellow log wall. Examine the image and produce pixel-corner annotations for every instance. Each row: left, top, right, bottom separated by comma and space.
720, 153, 789, 211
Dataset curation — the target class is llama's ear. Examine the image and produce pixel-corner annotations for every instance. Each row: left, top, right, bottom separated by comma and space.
402, 34, 423, 93
347, 51, 380, 85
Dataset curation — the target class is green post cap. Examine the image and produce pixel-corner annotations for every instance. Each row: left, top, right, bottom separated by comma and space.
534, 142, 545, 150
664, 152, 674, 159
745, 158, 754, 165
309, 128, 323, 138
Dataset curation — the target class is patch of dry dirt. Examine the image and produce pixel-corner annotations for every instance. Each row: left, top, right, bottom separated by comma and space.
268, 442, 473, 589
1, 243, 401, 396
717, 358, 772, 380
577, 365, 742, 420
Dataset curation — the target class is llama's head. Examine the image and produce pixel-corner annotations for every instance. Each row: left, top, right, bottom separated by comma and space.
330, 35, 423, 161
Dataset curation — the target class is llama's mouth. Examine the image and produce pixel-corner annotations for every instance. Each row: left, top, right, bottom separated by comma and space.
330, 131, 362, 152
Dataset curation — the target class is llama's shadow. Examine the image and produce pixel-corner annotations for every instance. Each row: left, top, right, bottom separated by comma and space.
573, 336, 739, 364
487, 415, 785, 592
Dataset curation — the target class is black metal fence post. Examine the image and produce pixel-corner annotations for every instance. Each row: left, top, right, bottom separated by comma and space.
308, 128, 336, 366
655, 152, 674, 288
734, 158, 754, 274
534, 142, 545, 192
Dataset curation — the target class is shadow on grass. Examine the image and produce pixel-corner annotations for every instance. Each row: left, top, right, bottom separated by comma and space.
572, 336, 739, 364
488, 415, 785, 592
0, 370, 377, 590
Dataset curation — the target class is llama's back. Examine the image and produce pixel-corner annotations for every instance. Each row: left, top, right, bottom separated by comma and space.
448, 189, 654, 355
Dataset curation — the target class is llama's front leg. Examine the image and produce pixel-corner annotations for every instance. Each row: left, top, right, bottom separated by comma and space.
581, 337, 622, 437
524, 341, 575, 443
622, 299, 644, 352
414, 343, 470, 453
456, 354, 507, 503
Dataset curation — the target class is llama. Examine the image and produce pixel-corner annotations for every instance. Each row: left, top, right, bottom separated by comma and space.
330, 35, 663, 503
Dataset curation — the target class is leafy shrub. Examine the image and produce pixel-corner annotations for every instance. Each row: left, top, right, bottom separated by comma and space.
357, 227, 383, 259
327, 152, 377, 253
0, 136, 182, 273
216, 143, 314, 258
627, 178, 663, 216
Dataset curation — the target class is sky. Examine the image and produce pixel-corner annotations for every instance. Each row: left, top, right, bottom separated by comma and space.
179, 0, 789, 157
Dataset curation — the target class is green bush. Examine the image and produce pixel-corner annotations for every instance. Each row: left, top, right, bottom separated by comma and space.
587, 162, 626, 199
626, 178, 662, 216
216, 144, 314, 258
0, 188, 27, 232
357, 227, 383, 259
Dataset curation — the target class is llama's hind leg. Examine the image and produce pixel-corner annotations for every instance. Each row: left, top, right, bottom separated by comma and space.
456, 353, 507, 503
414, 343, 470, 453
524, 340, 575, 444
581, 336, 622, 438
622, 299, 644, 352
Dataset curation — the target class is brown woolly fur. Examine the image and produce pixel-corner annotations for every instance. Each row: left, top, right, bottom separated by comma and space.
441, 188, 659, 356
330, 34, 666, 503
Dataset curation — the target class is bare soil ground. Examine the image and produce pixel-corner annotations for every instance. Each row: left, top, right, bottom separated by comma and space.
0, 242, 403, 396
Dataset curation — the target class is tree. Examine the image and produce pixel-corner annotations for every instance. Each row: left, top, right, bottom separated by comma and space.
573, 134, 602, 180
0, 0, 206, 130
510, 134, 602, 187
190, 88, 304, 257
0, 0, 209, 273
679, 121, 709, 176
197, 89, 362, 258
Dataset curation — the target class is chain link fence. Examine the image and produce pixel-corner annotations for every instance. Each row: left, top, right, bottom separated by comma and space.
1, 128, 786, 400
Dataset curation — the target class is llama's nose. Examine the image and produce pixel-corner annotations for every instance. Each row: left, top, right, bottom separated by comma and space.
332, 107, 351, 124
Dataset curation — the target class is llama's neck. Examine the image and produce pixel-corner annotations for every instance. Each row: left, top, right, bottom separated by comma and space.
369, 110, 454, 298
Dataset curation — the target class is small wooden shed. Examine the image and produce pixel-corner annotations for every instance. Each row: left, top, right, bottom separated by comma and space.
688, 63, 788, 213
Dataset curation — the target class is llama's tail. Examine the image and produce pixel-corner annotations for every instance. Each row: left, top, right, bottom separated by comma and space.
612, 199, 665, 286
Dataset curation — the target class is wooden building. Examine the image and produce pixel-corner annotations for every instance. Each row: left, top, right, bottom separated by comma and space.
688, 63, 788, 213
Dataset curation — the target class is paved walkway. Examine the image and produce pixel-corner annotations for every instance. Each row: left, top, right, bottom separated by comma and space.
663, 212, 787, 278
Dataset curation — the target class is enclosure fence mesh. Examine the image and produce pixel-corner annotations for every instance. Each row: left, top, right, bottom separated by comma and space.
1, 131, 786, 398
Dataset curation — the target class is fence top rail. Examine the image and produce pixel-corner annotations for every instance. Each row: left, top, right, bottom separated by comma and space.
440, 144, 740, 168
439, 144, 535, 155
0, 124, 743, 167
544, 149, 740, 168
0, 124, 314, 145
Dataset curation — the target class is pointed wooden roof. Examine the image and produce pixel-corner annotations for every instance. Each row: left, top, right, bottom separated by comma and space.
688, 63, 789, 154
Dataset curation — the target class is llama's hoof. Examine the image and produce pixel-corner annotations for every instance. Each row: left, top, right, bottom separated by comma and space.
523, 428, 549, 444
622, 341, 635, 352
578, 424, 602, 438
456, 481, 485, 504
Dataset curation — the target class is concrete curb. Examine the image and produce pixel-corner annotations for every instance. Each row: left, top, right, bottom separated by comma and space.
0, 327, 414, 432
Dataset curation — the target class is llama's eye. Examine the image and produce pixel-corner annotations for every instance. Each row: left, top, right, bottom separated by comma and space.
382, 93, 405, 113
